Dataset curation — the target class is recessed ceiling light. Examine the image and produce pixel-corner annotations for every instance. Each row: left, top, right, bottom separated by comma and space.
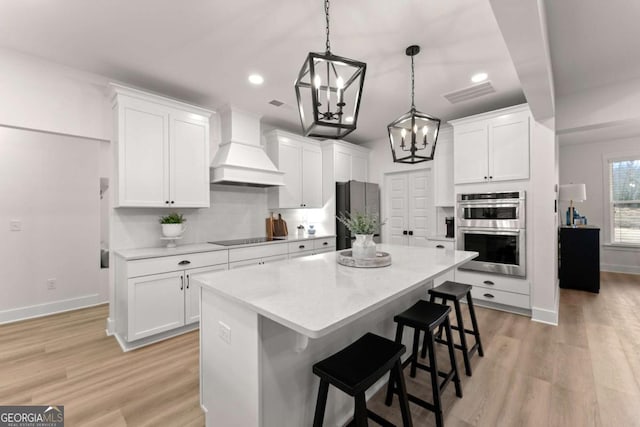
248, 74, 264, 85
471, 72, 488, 83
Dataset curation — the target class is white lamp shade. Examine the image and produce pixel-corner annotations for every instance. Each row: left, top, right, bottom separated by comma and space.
559, 183, 587, 202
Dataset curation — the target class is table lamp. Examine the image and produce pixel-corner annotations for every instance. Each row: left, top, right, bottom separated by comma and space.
559, 183, 587, 226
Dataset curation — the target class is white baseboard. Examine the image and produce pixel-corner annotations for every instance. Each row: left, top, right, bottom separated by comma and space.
601, 263, 640, 275
105, 317, 115, 336
0, 294, 106, 324
531, 306, 558, 325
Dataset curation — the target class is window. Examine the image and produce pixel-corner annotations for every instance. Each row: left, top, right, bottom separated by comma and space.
609, 158, 640, 245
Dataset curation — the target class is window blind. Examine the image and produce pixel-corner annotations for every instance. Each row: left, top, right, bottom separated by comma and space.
610, 159, 640, 244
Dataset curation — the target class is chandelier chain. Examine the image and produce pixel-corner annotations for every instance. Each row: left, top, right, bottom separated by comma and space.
411, 54, 415, 108
324, 0, 331, 53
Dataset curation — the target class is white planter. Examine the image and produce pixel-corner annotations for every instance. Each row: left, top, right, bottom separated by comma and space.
161, 223, 186, 237
352, 234, 376, 259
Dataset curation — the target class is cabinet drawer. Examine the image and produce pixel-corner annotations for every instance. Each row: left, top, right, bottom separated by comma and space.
128, 251, 229, 278
313, 237, 336, 250
456, 269, 530, 295
426, 240, 454, 250
229, 243, 288, 262
289, 241, 314, 254
470, 287, 530, 309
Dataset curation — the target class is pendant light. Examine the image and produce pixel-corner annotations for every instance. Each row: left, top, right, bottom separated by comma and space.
388, 45, 441, 163
294, 0, 366, 139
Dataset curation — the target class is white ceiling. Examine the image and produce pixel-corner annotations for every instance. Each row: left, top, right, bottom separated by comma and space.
0, 0, 526, 143
545, 0, 640, 97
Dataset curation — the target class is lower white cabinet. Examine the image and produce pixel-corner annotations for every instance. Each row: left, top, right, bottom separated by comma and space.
115, 250, 229, 344
229, 254, 288, 269
455, 269, 530, 310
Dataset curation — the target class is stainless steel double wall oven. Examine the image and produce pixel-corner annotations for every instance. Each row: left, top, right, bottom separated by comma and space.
456, 191, 526, 277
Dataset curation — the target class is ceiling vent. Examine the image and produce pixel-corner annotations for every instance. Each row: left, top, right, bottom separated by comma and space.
269, 99, 285, 107
443, 81, 495, 104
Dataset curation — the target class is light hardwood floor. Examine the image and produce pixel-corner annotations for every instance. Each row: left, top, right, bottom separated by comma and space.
1, 272, 639, 426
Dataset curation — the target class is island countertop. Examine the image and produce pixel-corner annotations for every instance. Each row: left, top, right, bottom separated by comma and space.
194, 244, 477, 338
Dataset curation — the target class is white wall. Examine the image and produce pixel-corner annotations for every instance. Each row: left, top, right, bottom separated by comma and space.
559, 134, 640, 273
529, 119, 559, 324
0, 127, 105, 323
0, 47, 111, 141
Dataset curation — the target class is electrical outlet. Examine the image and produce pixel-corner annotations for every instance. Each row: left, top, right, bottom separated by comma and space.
10, 220, 22, 231
47, 278, 57, 290
218, 321, 231, 344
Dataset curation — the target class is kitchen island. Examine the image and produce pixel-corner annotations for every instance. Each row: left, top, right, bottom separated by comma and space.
194, 244, 477, 427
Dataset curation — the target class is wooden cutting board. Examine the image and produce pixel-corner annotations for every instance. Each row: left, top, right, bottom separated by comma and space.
266, 215, 275, 239
273, 213, 288, 237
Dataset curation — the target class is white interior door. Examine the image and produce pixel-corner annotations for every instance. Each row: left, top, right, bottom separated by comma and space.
386, 173, 409, 245
408, 170, 431, 246
384, 169, 434, 246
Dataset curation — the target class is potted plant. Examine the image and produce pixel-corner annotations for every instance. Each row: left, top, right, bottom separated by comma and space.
159, 212, 186, 237
337, 212, 386, 259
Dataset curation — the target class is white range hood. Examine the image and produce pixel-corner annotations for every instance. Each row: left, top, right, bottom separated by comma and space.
210, 107, 284, 187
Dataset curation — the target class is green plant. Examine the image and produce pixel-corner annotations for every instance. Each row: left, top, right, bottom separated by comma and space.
159, 212, 186, 224
336, 212, 386, 235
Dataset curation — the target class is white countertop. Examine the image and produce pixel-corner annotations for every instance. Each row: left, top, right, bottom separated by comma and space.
113, 234, 336, 260
194, 244, 477, 339
427, 235, 455, 242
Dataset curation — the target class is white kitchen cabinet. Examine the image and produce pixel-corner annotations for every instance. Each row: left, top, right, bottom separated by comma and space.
128, 271, 185, 341
321, 140, 370, 205
111, 84, 212, 208
229, 254, 289, 269
385, 169, 433, 247
433, 127, 454, 207
114, 249, 228, 347
451, 104, 530, 185
185, 264, 228, 324
265, 130, 322, 209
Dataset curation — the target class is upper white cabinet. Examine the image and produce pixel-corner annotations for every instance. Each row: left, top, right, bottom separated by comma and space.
111, 84, 212, 208
451, 104, 530, 185
433, 127, 454, 207
320, 140, 370, 203
265, 130, 322, 209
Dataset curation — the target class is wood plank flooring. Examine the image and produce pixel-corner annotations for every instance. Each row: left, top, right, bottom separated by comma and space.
1, 272, 639, 426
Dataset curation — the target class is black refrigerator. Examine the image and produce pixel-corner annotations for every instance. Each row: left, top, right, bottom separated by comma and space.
336, 180, 381, 250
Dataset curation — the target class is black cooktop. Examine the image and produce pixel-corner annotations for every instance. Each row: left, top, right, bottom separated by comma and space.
209, 237, 285, 246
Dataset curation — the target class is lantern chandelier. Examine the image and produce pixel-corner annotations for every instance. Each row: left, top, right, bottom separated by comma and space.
294, 0, 366, 139
388, 45, 441, 163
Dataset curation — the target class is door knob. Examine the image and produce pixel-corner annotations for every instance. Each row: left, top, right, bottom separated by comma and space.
403, 230, 408, 235
408, 230, 414, 236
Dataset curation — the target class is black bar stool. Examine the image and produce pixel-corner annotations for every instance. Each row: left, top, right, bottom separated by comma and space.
426, 281, 484, 377
312, 332, 413, 427
385, 300, 462, 427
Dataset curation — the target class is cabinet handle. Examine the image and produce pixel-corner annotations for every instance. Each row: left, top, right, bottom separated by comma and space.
489, 176, 493, 180
186, 274, 190, 289
323, 242, 328, 246
178, 260, 191, 265
180, 276, 184, 290
484, 176, 488, 180
403, 230, 408, 235
408, 230, 414, 236
436, 244, 445, 249
165, 201, 169, 204
483, 280, 495, 286
170, 201, 175, 204
299, 245, 305, 249
483, 293, 495, 299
